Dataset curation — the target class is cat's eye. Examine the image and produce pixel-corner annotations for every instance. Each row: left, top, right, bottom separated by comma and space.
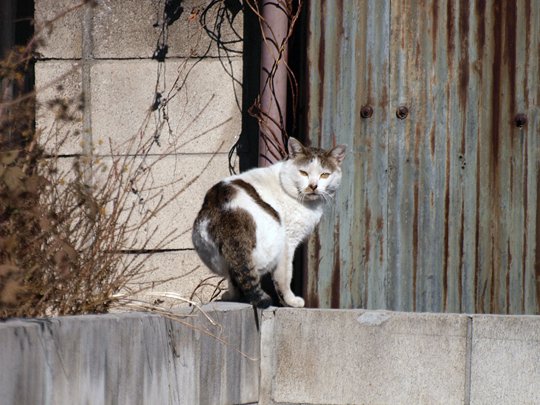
320, 172, 330, 179
299, 170, 308, 177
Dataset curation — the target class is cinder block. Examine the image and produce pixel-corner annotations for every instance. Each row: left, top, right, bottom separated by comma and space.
261, 309, 469, 405
92, 0, 243, 58
35, 61, 84, 154
90, 59, 241, 155
35, 0, 84, 59
470, 315, 540, 404
123, 250, 224, 305
96, 153, 232, 250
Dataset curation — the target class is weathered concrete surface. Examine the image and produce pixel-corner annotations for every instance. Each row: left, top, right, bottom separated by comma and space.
260, 308, 469, 405
470, 315, 540, 404
34, 0, 242, 59
90, 59, 241, 155
0, 303, 259, 405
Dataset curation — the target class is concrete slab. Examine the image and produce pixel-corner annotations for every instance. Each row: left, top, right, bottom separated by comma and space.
470, 315, 540, 404
260, 308, 469, 405
90, 59, 241, 155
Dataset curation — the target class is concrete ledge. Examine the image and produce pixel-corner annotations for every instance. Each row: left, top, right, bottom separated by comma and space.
0, 302, 259, 405
2, 306, 540, 404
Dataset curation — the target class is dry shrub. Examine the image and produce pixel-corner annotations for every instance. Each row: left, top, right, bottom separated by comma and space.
0, 5, 187, 319
0, 48, 178, 318
0, 0, 246, 319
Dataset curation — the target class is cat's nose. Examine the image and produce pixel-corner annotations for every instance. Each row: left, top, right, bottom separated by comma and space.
309, 183, 318, 191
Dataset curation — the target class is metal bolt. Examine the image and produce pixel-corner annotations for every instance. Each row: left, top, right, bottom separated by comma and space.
514, 113, 527, 128
396, 106, 409, 120
360, 105, 373, 119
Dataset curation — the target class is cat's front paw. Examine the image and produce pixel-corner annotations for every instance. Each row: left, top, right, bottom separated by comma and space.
285, 296, 305, 308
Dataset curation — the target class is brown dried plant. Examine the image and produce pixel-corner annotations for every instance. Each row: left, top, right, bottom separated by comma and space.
0, 48, 177, 318
0, 1, 221, 318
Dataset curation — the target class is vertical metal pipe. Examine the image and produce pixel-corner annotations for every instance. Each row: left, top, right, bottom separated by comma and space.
258, 0, 289, 166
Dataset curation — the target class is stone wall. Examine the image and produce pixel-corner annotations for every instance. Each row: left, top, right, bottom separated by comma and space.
34, 0, 243, 301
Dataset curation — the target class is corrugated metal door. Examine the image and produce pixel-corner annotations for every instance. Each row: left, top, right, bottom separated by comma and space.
304, 0, 539, 314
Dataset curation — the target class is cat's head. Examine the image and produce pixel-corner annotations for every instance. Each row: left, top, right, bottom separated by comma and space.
282, 137, 346, 202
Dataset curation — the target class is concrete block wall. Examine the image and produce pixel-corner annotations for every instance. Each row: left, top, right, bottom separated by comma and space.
34, 0, 243, 300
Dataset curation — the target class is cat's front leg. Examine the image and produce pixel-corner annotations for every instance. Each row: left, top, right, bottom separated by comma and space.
273, 247, 305, 308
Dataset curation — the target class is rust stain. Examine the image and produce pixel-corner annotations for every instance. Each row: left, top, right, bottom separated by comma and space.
536, 167, 540, 311
490, 0, 503, 170
524, 0, 532, 105
306, 231, 321, 308
522, 135, 529, 313
506, 239, 511, 314
443, 133, 450, 311
459, 199, 464, 312
412, 182, 419, 312
490, 234, 496, 313
365, 206, 371, 266
504, 1, 518, 117
331, 219, 341, 309
446, 0, 455, 69
458, 0, 470, 108
474, 134, 481, 312
430, 126, 436, 160
364, 206, 371, 305
335, 0, 344, 39
475, 0, 487, 50
489, 1, 517, 166
317, 0, 326, 143
377, 217, 384, 263
431, 1, 439, 60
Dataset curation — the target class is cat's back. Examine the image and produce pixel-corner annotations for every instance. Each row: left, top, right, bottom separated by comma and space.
193, 163, 284, 233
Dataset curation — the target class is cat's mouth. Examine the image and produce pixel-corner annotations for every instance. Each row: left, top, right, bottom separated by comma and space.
302, 191, 322, 200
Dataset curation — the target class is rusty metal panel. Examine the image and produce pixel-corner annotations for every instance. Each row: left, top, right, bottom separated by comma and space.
305, 0, 390, 309
305, 0, 539, 314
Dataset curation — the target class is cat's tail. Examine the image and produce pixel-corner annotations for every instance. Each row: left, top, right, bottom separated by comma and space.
228, 266, 272, 309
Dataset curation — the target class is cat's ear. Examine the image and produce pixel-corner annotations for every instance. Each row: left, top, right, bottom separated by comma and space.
287, 137, 305, 158
329, 144, 347, 165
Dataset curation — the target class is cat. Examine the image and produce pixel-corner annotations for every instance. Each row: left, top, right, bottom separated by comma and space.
191, 137, 346, 308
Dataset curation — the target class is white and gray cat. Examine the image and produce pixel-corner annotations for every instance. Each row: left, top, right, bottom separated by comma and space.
192, 137, 346, 308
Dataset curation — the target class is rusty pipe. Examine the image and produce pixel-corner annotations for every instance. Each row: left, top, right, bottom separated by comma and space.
258, 0, 289, 166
